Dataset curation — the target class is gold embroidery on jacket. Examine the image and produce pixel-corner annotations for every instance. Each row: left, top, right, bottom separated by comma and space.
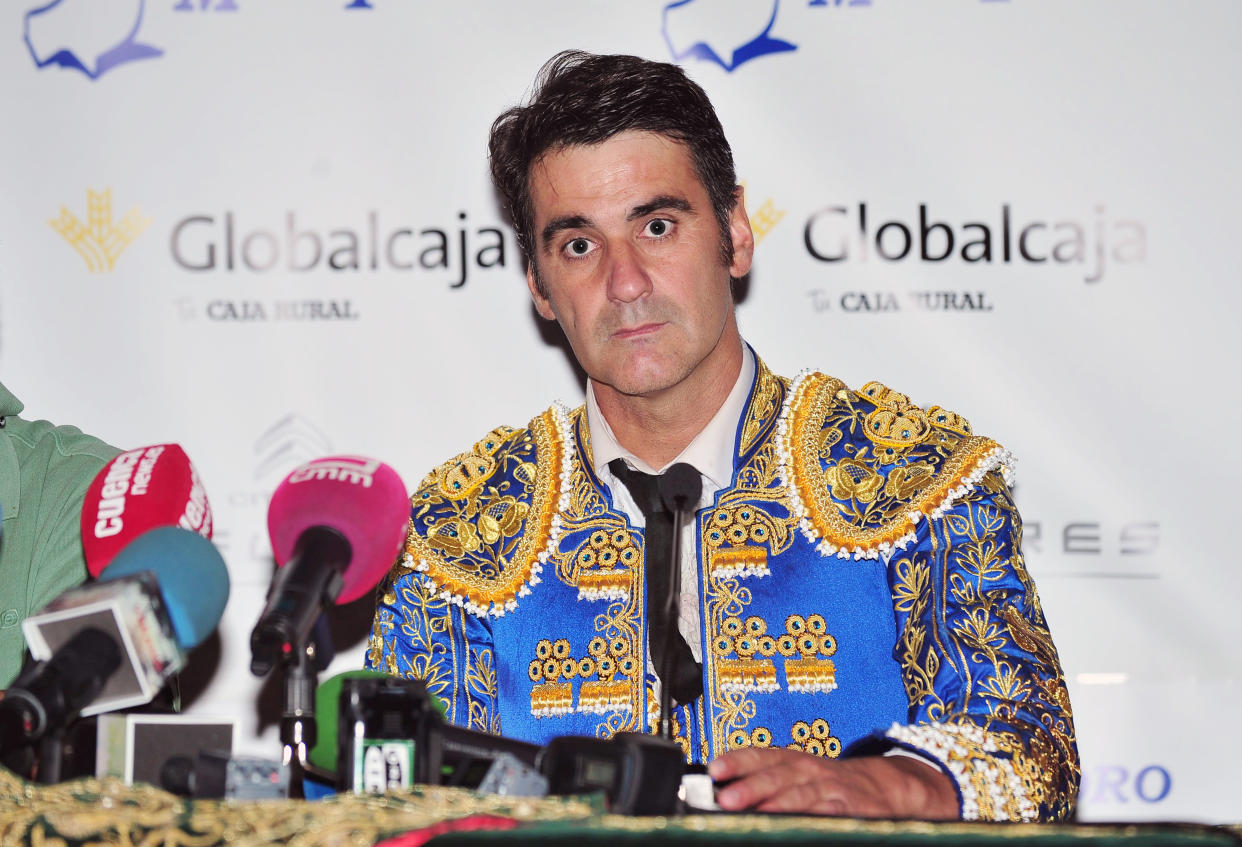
885, 477, 1078, 822
404, 411, 565, 613
548, 410, 644, 735
369, 577, 499, 732
785, 372, 1003, 554
788, 718, 842, 758
701, 420, 798, 754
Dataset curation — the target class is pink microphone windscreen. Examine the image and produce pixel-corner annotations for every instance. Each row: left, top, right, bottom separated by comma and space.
266, 456, 409, 604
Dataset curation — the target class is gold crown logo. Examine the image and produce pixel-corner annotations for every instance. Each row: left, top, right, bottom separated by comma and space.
742, 182, 786, 245
50, 189, 151, 272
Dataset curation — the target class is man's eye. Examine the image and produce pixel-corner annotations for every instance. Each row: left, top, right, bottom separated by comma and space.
566, 238, 593, 256
644, 219, 673, 238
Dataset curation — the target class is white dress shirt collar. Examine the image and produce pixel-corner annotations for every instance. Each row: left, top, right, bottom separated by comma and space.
585, 345, 756, 488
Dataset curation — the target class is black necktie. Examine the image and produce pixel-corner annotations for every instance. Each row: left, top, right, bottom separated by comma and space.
607, 459, 703, 705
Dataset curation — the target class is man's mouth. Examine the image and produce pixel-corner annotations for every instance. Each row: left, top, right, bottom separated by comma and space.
613, 322, 665, 339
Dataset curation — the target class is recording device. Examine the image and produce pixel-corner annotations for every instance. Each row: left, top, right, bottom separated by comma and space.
16, 527, 230, 723
96, 713, 238, 790
81, 443, 213, 576
313, 673, 542, 796
159, 751, 288, 800
540, 733, 685, 815
249, 456, 409, 677
1, 525, 229, 784
324, 675, 687, 813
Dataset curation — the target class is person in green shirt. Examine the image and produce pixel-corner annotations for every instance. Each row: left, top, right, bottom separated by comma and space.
0, 380, 119, 687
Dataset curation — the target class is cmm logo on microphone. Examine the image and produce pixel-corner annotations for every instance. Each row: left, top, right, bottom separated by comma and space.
50, 188, 151, 272
289, 457, 381, 488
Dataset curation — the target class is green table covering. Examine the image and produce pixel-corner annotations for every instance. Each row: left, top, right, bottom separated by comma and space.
0, 768, 1236, 846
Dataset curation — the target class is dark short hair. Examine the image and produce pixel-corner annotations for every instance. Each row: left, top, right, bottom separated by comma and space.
489, 50, 739, 292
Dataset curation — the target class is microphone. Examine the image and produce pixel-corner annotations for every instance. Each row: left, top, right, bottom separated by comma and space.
96, 525, 230, 651
0, 629, 122, 755
16, 526, 230, 729
655, 462, 702, 740
81, 444, 213, 577
250, 455, 408, 798
250, 456, 409, 676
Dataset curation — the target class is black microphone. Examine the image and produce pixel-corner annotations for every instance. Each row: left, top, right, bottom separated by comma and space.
656, 462, 702, 740
0, 629, 122, 753
250, 457, 410, 677
250, 527, 351, 677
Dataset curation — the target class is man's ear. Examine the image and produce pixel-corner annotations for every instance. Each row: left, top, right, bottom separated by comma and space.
527, 264, 557, 321
727, 186, 755, 279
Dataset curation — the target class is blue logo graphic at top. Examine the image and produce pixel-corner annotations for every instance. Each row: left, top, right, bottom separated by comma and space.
662, 0, 797, 72
23, 0, 162, 80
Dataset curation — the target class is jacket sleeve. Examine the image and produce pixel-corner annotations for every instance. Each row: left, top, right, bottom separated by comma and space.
367, 567, 500, 735
880, 470, 1079, 821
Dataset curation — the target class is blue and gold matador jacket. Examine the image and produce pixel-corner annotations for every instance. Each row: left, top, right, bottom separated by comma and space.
368, 358, 1079, 821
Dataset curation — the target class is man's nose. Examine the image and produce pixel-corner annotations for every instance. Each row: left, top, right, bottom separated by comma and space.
605, 243, 653, 304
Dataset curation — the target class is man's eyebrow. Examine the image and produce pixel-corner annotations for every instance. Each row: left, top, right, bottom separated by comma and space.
628, 195, 692, 221
540, 215, 593, 250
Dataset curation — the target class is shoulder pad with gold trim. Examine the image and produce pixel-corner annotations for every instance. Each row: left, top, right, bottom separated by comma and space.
393, 403, 575, 617
775, 371, 1014, 560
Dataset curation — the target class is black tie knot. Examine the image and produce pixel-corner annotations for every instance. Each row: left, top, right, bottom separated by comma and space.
607, 460, 667, 516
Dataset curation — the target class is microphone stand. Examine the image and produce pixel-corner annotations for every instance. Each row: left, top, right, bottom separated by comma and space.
251, 528, 349, 798
278, 618, 335, 799
656, 464, 702, 739
659, 508, 686, 739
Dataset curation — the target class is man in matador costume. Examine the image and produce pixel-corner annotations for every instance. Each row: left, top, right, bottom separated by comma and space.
369, 51, 1078, 821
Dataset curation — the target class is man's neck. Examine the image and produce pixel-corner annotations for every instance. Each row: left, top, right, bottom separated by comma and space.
593, 331, 744, 469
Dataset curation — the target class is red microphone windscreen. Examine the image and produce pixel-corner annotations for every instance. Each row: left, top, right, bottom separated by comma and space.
266, 456, 409, 604
81, 444, 214, 578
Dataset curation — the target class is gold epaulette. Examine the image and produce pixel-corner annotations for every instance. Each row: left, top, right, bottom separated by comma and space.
775, 371, 1014, 560
393, 403, 576, 618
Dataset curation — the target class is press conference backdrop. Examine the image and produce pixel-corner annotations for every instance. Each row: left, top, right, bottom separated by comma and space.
1, 0, 1238, 824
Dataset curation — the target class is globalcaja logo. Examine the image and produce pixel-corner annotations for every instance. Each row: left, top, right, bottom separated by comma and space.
24, 0, 163, 80
800, 200, 1146, 314
50, 188, 151, 272
744, 184, 786, 246
803, 202, 1145, 283
168, 208, 511, 288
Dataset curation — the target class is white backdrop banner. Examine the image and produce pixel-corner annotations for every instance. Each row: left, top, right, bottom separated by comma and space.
2, 0, 1239, 823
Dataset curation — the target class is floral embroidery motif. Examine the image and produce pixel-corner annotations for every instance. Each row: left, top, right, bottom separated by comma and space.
705, 505, 776, 578
887, 721, 1038, 822
775, 370, 1014, 560
398, 405, 574, 617
884, 475, 1079, 822
368, 577, 499, 732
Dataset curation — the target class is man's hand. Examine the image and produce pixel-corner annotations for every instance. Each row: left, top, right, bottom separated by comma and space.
707, 748, 959, 819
